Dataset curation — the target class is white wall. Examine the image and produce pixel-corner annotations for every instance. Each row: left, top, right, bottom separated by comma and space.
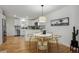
73, 6, 79, 43
0, 8, 3, 44
46, 6, 79, 47
6, 17, 16, 36
0, 14, 3, 44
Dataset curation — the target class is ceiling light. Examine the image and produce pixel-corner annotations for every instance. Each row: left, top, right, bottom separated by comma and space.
39, 5, 47, 22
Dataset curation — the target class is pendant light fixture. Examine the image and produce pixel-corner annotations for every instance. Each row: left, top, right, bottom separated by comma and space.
39, 5, 47, 22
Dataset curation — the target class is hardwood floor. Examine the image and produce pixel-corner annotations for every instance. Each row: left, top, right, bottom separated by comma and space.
0, 36, 70, 53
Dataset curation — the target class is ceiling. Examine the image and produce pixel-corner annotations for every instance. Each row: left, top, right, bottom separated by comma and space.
0, 5, 66, 19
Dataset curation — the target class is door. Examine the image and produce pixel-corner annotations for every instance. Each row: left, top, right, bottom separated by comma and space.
2, 19, 7, 43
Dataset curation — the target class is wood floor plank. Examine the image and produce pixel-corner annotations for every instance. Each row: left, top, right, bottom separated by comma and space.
0, 36, 70, 53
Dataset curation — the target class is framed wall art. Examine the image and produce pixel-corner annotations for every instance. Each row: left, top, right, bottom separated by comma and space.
51, 17, 69, 26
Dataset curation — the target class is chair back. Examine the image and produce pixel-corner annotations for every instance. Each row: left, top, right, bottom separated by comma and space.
37, 37, 48, 51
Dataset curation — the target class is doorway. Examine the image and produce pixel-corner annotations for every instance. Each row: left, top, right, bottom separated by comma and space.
2, 19, 7, 43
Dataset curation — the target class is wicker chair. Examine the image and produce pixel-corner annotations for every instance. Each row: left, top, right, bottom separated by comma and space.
49, 34, 59, 52
27, 34, 37, 52
37, 37, 49, 53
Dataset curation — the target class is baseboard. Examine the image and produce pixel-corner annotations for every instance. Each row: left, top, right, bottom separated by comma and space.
6, 35, 16, 37
58, 42, 70, 48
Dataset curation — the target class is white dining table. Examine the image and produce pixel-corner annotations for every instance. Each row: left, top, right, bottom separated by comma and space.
34, 33, 52, 37
34, 33, 52, 42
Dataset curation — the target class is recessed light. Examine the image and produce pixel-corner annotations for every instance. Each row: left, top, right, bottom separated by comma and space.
13, 15, 17, 17
21, 18, 25, 21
